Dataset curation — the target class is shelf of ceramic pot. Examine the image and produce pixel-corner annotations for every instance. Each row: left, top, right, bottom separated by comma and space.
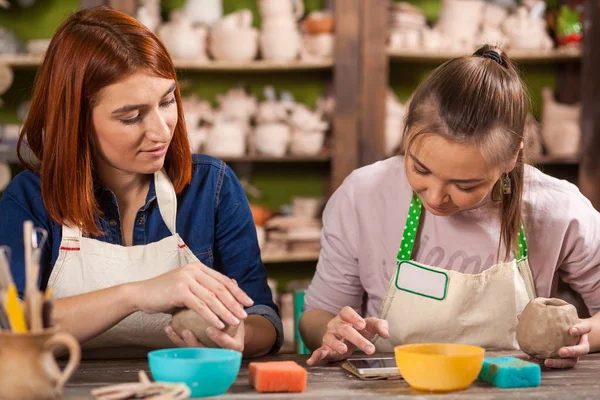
220, 153, 330, 163
262, 250, 320, 263
530, 154, 580, 165
387, 46, 581, 64
0, 54, 333, 71
175, 59, 334, 71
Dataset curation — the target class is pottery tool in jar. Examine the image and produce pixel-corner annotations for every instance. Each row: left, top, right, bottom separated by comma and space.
0, 245, 27, 332
23, 221, 48, 333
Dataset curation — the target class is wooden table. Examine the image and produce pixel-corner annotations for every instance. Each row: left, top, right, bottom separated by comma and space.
64, 352, 600, 399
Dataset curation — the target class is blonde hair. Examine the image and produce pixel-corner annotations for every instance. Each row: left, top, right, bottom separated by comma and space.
401, 45, 529, 261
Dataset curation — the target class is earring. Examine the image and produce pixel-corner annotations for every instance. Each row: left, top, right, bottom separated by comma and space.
500, 173, 512, 195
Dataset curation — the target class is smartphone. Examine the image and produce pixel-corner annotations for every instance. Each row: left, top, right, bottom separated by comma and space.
346, 357, 401, 378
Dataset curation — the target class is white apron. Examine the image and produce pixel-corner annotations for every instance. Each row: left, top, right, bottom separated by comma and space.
48, 169, 199, 357
373, 193, 537, 352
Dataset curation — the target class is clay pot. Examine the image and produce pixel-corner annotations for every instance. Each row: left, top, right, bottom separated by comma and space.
210, 28, 259, 62
0, 63, 13, 96
260, 31, 301, 62
541, 87, 581, 157
289, 130, 325, 156
171, 309, 238, 348
0, 328, 80, 400
302, 33, 334, 59
255, 123, 291, 157
516, 298, 580, 359
292, 196, 324, 219
303, 11, 334, 34
204, 121, 246, 158
262, 16, 298, 33
158, 12, 208, 60
259, 0, 304, 21
250, 203, 273, 226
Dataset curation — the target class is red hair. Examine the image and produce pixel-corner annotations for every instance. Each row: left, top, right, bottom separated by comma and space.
18, 6, 192, 236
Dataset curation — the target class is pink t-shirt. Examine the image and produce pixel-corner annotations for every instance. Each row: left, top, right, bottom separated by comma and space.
304, 156, 600, 317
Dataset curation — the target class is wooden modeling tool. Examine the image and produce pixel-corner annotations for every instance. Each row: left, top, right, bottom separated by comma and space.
24, 222, 47, 333
0, 246, 27, 332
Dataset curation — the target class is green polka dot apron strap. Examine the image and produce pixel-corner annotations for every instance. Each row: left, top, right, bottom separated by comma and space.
373, 193, 537, 353
395, 193, 423, 262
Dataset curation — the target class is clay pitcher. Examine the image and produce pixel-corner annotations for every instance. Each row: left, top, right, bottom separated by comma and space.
0, 328, 81, 400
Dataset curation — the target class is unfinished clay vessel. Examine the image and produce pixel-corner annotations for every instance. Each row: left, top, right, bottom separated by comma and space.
516, 297, 580, 359
171, 309, 238, 348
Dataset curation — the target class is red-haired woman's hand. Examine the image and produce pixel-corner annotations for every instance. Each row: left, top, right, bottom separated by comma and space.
130, 262, 254, 330
164, 321, 245, 352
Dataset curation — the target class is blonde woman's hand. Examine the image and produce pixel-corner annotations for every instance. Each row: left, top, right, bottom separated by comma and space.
164, 322, 245, 353
306, 306, 389, 366
131, 262, 254, 330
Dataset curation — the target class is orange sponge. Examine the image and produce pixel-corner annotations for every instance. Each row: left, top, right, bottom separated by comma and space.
249, 361, 307, 393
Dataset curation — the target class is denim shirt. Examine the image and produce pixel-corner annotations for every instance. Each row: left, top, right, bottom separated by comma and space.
0, 154, 282, 353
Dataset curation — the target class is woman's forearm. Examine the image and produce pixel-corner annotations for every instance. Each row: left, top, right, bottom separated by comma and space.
299, 309, 336, 351
243, 314, 276, 358
51, 283, 138, 343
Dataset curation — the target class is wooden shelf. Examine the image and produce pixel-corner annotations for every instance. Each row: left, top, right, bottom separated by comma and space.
0, 54, 333, 71
221, 154, 330, 163
262, 251, 320, 263
530, 155, 580, 165
175, 59, 334, 71
388, 46, 582, 64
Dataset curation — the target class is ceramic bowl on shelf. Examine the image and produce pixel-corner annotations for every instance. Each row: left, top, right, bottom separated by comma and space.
303, 11, 334, 34
302, 33, 334, 59
210, 28, 259, 62
260, 31, 301, 62
289, 130, 325, 156
394, 343, 485, 392
254, 123, 291, 157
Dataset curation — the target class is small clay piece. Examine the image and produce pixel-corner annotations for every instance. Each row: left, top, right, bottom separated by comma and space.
516, 297, 580, 359
171, 308, 238, 348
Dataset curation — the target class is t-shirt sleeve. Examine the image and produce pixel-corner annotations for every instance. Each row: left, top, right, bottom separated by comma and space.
555, 188, 600, 316
304, 178, 365, 315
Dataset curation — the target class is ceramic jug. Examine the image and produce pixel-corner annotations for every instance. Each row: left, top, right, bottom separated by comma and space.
0, 328, 81, 400
259, 0, 304, 20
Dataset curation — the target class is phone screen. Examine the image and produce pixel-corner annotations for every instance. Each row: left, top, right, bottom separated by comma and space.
347, 357, 398, 370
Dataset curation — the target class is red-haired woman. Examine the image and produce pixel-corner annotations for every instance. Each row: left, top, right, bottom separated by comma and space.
0, 6, 281, 358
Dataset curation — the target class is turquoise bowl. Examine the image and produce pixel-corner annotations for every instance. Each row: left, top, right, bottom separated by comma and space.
148, 348, 242, 398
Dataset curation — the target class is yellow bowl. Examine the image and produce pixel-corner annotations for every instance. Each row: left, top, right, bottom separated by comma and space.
394, 343, 485, 392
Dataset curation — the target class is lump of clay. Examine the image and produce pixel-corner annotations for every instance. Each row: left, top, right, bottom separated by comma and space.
171, 308, 238, 348
516, 297, 580, 359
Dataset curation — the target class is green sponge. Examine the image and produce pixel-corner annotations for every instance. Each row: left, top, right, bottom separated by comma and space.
477, 357, 541, 388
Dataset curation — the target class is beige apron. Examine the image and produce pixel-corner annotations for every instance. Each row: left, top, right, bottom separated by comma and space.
48, 169, 199, 357
373, 193, 536, 352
